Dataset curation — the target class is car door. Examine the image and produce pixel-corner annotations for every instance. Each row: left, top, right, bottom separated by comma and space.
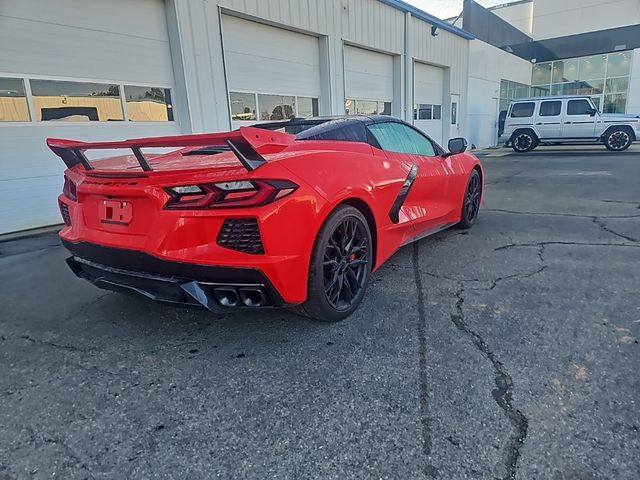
367, 121, 451, 234
563, 98, 597, 138
535, 100, 563, 139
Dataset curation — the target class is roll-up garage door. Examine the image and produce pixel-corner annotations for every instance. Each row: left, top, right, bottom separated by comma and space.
344, 45, 393, 115
414, 62, 444, 146
0, 0, 178, 234
222, 15, 321, 128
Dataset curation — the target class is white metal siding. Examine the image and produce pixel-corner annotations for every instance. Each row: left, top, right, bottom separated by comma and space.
344, 45, 394, 101
0, 0, 180, 234
222, 15, 321, 97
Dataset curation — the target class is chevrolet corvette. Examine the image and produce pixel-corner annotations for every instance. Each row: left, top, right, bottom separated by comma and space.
49, 116, 483, 321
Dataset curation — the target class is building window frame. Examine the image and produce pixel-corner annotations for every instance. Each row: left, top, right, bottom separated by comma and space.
0, 72, 176, 126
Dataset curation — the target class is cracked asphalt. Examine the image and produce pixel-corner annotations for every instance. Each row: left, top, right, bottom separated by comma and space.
1, 146, 639, 479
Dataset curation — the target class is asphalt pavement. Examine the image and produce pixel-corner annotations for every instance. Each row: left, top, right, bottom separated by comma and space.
1, 145, 639, 479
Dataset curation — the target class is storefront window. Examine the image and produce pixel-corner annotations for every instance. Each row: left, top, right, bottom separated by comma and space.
532, 51, 632, 114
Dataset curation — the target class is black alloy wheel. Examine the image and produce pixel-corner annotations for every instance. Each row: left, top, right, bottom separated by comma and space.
604, 128, 632, 151
457, 169, 482, 229
300, 205, 372, 322
512, 131, 537, 153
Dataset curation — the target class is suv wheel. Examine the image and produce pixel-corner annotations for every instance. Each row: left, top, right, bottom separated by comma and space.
511, 130, 538, 153
604, 127, 633, 151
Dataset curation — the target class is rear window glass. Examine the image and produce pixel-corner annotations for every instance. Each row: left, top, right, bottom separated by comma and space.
510, 102, 535, 118
539, 100, 561, 116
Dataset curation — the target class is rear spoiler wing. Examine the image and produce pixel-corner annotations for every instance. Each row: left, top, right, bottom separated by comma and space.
47, 126, 294, 172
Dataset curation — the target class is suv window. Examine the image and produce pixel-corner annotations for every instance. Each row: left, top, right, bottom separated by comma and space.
539, 100, 561, 117
567, 99, 593, 115
368, 122, 436, 156
510, 102, 535, 118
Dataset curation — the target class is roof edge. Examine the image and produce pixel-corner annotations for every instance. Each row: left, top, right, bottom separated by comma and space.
377, 0, 475, 40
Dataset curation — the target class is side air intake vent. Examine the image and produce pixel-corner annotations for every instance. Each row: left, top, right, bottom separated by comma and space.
59, 200, 71, 226
216, 218, 264, 254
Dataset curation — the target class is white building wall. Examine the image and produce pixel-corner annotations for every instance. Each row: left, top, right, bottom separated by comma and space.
466, 39, 532, 148
531, 0, 640, 39
490, 0, 534, 35
627, 49, 640, 115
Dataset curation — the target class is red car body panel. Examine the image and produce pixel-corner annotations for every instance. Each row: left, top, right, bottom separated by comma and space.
51, 121, 483, 307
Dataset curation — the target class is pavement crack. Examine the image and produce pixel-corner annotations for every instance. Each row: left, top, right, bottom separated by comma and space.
412, 242, 439, 479
450, 286, 528, 480
484, 208, 640, 220
592, 217, 638, 243
495, 241, 640, 251
486, 266, 547, 291
17, 334, 83, 353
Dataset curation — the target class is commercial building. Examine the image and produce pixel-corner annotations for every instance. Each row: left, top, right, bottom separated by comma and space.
457, 0, 640, 148
0, 0, 474, 234
1, 0, 639, 234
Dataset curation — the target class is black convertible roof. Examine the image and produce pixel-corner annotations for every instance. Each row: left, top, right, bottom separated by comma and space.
253, 115, 444, 152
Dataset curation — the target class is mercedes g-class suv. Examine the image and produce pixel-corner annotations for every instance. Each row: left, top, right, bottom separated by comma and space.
500, 95, 640, 153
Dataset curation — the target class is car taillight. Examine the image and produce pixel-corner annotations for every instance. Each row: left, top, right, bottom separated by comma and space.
63, 175, 77, 201
163, 179, 298, 210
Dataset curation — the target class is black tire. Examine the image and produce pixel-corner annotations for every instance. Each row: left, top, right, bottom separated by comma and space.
603, 127, 633, 151
511, 130, 538, 153
457, 169, 482, 229
299, 205, 373, 322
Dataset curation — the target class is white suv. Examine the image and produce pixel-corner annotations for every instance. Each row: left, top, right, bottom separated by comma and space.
500, 95, 640, 153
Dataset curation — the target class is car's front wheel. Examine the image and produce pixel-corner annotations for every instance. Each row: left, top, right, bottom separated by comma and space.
604, 127, 633, 151
457, 169, 482, 229
300, 205, 372, 322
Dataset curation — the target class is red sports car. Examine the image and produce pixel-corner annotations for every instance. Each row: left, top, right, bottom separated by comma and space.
49, 116, 483, 321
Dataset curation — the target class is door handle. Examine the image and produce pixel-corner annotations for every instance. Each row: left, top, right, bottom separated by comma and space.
536, 122, 542, 125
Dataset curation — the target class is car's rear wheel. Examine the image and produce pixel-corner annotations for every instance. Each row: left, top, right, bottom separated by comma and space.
457, 169, 482, 229
604, 127, 633, 151
511, 130, 538, 153
300, 205, 372, 322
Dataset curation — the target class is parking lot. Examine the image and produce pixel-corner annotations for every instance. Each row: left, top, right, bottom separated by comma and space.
1, 146, 639, 479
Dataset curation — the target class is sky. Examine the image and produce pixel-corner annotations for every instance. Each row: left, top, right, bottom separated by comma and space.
405, 0, 513, 20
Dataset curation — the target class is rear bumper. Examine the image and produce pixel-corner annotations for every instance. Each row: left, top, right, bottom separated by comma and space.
62, 240, 288, 311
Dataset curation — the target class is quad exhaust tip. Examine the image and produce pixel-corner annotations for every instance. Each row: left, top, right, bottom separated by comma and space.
212, 286, 267, 308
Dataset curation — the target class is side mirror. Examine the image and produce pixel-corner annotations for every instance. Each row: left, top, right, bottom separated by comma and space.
447, 137, 467, 155
587, 108, 597, 116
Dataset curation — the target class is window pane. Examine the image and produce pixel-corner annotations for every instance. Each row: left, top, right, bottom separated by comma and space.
577, 78, 603, 95
345, 98, 355, 115
125, 86, 173, 121
0, 77, 30, 121
539, 101, 561, 116
368, 122, 434, 155
579, 55, 606, 80
418, 103, 432, 120
30, 80, 123, 121
500, 80, 509, 99
355, 100, 379, 115
259, 95, 295, 121
567, 99, 592, 115
591, 96, 601, 111
451, 102, 458, 125
607, 51, 631, 77
230, 92, 256, 121
603, 93, 627, 114
433, 104, 442, 120
532, 63, 552, 85
605, 77, 629, 94
379, 101, 392, 115
297, 96, 318, 117
510, 102, 535, 118
552, 59, 578, 83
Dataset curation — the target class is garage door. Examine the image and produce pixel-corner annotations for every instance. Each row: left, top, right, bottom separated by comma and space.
223, 15, 321, 129
0, 0, 179, 234
414, 62, 444, 146
344, 45, 393, 116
